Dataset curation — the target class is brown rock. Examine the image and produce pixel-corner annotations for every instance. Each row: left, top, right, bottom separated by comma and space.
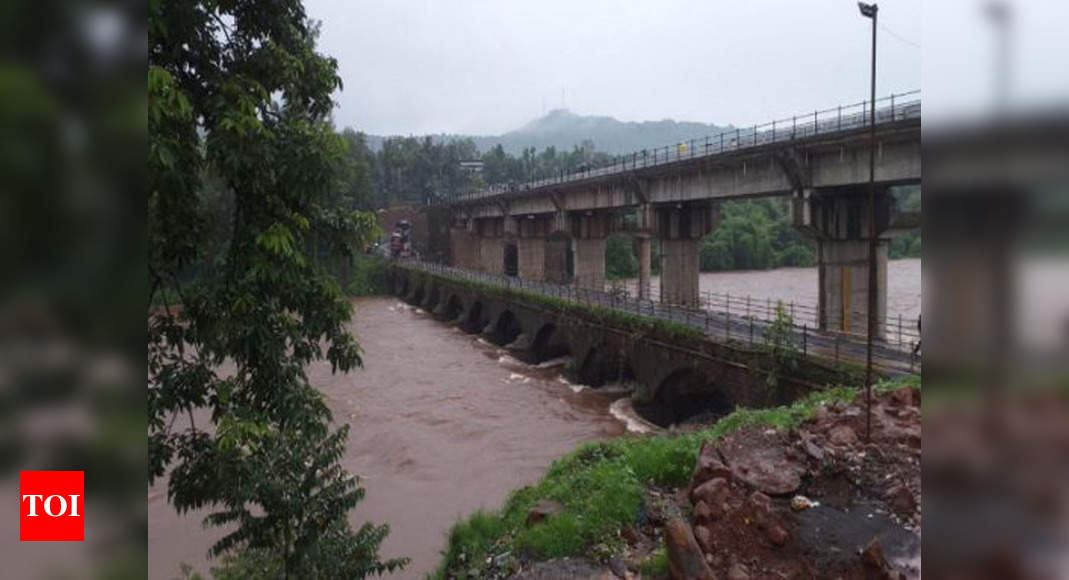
691, 477, 731, 507
885, 485, 916, 517
694, 500, 714, 525
727, 562, 751, 580
748, 491, 773, 528
890, 386, 919, 407
664, 517, 716, 580
828, 424, 858, 446
718, 430, 805, 495
765, 524, 789, 547
525, 499, 563, 527
801, 436, 825, 461
691, 441, 733, 487
621, 524, 640, 545
861, 537, 889, 569
693, 524, 714, 553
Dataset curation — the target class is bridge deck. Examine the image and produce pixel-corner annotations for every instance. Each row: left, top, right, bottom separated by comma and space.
399, 261, 920, 376
448, 90, 920, 205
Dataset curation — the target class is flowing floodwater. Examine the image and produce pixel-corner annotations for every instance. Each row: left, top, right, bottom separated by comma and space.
147, 260, 922, 578
148, 296, 632, 579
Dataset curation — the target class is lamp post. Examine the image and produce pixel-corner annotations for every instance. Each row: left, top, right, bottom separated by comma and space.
858, 1, 877, 441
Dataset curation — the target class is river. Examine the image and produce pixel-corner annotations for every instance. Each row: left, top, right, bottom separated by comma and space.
621, 258, 922, 326
147, 259, 922, 579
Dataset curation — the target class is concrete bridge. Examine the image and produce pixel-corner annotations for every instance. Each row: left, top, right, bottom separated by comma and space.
390, 263, 872, 426
440, 91, 921, 338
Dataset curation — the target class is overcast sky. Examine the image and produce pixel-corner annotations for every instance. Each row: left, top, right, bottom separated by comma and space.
304, 0, 929, 136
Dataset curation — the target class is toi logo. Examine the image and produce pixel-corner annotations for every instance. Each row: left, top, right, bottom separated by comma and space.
19, 471, 84, 541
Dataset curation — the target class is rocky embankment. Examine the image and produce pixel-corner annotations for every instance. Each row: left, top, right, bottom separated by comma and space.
666, 385, 921, 579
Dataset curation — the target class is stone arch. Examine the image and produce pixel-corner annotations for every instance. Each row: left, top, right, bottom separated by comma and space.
635, 368, 732, 427
544, 230, 574, 284
489, 309, 524, 346
442, 293, 464, 322
464, 300, 485, 332
530, 322, 571, 363
578, 343, 634, 388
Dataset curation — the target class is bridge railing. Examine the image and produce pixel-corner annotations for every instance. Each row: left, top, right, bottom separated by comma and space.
397, 259, 920, 373
446, 90, 920, 204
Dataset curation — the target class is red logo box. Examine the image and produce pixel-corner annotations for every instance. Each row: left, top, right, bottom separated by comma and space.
19, 471, 84, 541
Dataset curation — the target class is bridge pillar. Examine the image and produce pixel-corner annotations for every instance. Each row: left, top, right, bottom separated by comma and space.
570, 212, 612, 289
656, 202, 717, 307
795, 187, 892, 338
637, 235, 652, 300
472, 217, 505, 274
516, 215, 552, 280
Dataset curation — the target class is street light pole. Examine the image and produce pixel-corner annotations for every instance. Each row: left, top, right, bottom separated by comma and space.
858, 1, 878, 442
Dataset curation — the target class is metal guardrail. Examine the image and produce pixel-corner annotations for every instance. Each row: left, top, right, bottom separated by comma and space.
396, 260, 920, 374
445, 90, 920, 204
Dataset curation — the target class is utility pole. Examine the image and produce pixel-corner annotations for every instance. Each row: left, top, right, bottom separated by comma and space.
858, 1, 878, 441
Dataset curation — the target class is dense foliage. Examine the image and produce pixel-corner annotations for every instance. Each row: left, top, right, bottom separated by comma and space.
148, 0, 404, 577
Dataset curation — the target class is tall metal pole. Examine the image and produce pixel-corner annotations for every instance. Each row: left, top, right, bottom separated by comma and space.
859, 2, 878, 442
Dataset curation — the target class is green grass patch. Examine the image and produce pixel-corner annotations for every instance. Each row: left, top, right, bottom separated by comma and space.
430, 375, 919, 578
638, 547, 669, 578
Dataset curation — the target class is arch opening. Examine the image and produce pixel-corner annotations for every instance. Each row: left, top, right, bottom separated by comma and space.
578, 345, 635, 388
425, 284, 441, 310
530, 323, 571, 363
410, 282, 425, 305
634, 369, 733, 428
443, 294, 463, 322
490, 310, 523, 346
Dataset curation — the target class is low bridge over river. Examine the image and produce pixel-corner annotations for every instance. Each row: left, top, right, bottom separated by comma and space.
390, 261, 917, 425
437, 91, 921, 340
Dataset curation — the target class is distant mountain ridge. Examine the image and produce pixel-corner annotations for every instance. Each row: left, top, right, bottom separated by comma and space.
361, 109, 736, 156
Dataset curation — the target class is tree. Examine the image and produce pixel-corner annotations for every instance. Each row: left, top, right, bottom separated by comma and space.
148, 1, 405, 577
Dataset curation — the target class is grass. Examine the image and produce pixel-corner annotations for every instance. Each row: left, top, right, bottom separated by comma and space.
638, 547, 668, 578
429, 375, 919, 579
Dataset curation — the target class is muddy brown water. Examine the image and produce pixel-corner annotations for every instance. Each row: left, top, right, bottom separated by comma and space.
148, 296, 633, 579
148, 261, 922, 579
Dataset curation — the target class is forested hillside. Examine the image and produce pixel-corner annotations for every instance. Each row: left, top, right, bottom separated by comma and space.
364, 108, 734, 156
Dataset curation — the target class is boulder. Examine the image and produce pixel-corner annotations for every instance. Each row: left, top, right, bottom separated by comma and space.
885, 485, 916, 517
690, 441, 733, 487
726, 562, 751, 580
664, 517, 716, 580
765, 524, 789, 547
718, 430, 805, 495
694, 500, 714, 525
889, 386, 919, 407
693, 524, 714, 553
526, 499, 563, 527
861, 537, 889, 570
828, 424, 859, 446
691, 477, 731, 507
